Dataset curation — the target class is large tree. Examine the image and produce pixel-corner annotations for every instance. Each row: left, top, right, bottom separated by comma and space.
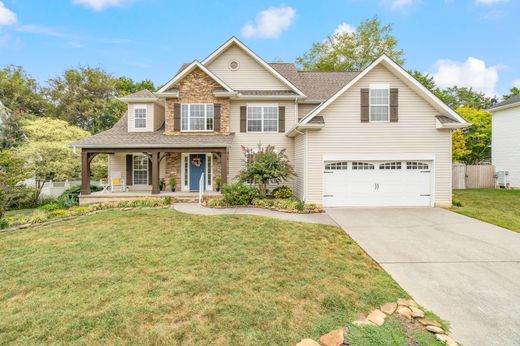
503, 86, 519, 100
296, 17, 405, 71
45, 67, 156, 133
0, 65, 49, 116
15, 117, 107, 201
454, 107, 492, 164
0, 150, 31, 220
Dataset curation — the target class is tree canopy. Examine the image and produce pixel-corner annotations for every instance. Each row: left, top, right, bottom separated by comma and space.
503, 86, 519, 100
296, 17, 405, 71
0, 150, 31, 219
453, 107, 492, 164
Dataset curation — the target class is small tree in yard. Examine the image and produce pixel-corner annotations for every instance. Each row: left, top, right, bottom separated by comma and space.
238, 144, 295, 195
0, 150, 31, 219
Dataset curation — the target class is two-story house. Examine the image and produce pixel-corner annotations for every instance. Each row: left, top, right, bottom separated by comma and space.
70, 37, 468, 207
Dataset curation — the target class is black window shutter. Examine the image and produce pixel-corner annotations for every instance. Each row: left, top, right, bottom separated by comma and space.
278, 106, 285, 132
240, 106, 247, 132
148, 158, 152, 185
390, 88, 399, 122
126, 155, 133, 185
361, 88, 369, 122
214, 103, 221, 131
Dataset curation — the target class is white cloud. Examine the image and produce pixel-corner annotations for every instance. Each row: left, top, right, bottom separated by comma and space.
73, 0, 124, 11
389, 0, 416, 10
241, 6, 295, 39
431, 57, 500, 96
16, 23, 131, 44
0, 1, 17, 26
513, 80, 520, 88
474, 0, 508, 5
17, 24, 66, 37
333, 22, 356, 36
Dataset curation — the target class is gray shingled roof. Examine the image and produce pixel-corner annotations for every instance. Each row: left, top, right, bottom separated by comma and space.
269, 63, 359, 101
70, 114, 235, 148
489, 94, 520, 110
436, 115, 460, 124
119, 89, 157, 100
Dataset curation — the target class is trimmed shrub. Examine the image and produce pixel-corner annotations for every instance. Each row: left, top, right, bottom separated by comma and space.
222, 183, 258, 206
272, 186, 293, 199
207, 198, 226, 207
251, 198, 274, 208
38, 203, 62, 212
57, 185, 102, 208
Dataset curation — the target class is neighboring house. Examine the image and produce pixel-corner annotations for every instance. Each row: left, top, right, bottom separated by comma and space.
70, 37, 468, 207
488, 95, 520, 188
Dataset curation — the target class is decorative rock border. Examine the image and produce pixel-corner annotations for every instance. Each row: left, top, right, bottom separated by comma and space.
295, 298, 458, 346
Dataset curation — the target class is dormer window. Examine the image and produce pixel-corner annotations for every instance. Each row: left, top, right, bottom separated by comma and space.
134, 105, 147, 129
369, 84, 390, 122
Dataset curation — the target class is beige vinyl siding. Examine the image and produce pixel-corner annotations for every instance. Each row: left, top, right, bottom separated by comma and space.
294, 133, 305, 199
492, 106, 520, 187
228, 100, 296, 189
153, 103, 165, 130
298, 103, 320, 119
109, 153, 166, 191
128, 103, 154, 132
206, 44, 289, 91
304, 65, 452, 206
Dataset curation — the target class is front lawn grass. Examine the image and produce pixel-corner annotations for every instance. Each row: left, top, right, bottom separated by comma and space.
452, 189, 520, 232
0, 209, 441, 345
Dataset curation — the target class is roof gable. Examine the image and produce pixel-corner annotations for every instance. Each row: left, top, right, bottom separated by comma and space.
299, 55, 469, 126
158, 61, 234, 93
202, 37, 305, 96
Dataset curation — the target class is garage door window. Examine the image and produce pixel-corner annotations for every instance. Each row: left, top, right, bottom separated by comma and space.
379, 162, 402, 170
352, 162, 375, 170
325, 161, 348, 170
407, 162, 429, 170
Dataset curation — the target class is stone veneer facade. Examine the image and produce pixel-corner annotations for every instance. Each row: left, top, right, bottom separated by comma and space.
164, 67, 231, 136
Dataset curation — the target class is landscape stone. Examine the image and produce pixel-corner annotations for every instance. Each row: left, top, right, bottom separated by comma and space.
435, 334, 458, 346
417, 318, 442, 328
396, 306, 413, 320
426, 325, 444, 333
410, 306, 425, 318
319, 328, 344, 346
296, 339, 320, 346
397, 298, 418, 308
380, 302, 397, 315
352, 319, 375, 326
367, 309, 387, 326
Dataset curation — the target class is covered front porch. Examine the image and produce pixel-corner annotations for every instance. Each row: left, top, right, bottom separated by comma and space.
80, 147, 229, 202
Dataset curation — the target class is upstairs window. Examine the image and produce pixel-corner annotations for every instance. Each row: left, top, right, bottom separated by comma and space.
134, 106, 147, 129
247, 105, 278, 132
369, 84, 389, 122
181, 104, 214, 131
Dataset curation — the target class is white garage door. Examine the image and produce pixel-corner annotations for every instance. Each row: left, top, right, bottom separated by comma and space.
323, 160, 433, 207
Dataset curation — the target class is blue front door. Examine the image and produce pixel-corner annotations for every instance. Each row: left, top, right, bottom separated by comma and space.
189, 154, 206, 191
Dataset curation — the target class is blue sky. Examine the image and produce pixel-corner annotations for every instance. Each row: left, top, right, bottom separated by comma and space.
0, 0, 518, 97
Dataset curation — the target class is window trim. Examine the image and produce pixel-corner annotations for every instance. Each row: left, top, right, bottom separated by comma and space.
369, 84, 390, 123
132, 155, 149, 186
180, 103, 214, 132
246, 103, 279, 133
133, 105, 148, 129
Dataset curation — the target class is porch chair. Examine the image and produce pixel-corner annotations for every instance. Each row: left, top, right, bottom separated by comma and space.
110, 172, 126, 192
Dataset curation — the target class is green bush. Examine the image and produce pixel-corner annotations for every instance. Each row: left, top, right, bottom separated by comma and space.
272, 186, 293, 199
251, 198, 274, 208
272, 198, 305, 212
207, 198, 226, 207
38, 203, 62, 212
57, 185, 102, 208
452, 199, 463, 207
222, 183, 258, 205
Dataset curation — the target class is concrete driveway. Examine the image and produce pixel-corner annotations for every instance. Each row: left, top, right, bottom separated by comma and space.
326, 207, 520, 346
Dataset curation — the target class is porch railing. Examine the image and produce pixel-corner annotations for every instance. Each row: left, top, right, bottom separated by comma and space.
199, 173, 205, 205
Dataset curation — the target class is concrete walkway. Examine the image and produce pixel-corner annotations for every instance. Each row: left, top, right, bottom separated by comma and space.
326, 207, 520, 346
174, 203, 336, 225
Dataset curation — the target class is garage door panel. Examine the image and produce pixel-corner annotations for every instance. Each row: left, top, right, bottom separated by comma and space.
323, 160, 432, 207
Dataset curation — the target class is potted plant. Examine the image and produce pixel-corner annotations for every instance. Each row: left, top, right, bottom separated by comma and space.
159, 178, 165, 191
170, 176, 176, 192
215, 176, 221, 192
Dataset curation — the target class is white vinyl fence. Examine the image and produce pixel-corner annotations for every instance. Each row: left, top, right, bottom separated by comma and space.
23, 179, 99, 199
453, 164, 495, 189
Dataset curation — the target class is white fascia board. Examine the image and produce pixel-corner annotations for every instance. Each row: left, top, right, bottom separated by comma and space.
487, 102, 520, 113
436, 118, 471, 129
117, 97, 163, 106
300, 55, 469, 126
201, 37, 306, 97
158, 61, 234, 93
286, 123, 324, 137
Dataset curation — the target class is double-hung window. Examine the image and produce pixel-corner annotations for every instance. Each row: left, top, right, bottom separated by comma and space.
133, 155, 148, 185
181, 104, 214, 131
134, 105, 147, 129
369, 84, 390, 122
247, 105, 278, 132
